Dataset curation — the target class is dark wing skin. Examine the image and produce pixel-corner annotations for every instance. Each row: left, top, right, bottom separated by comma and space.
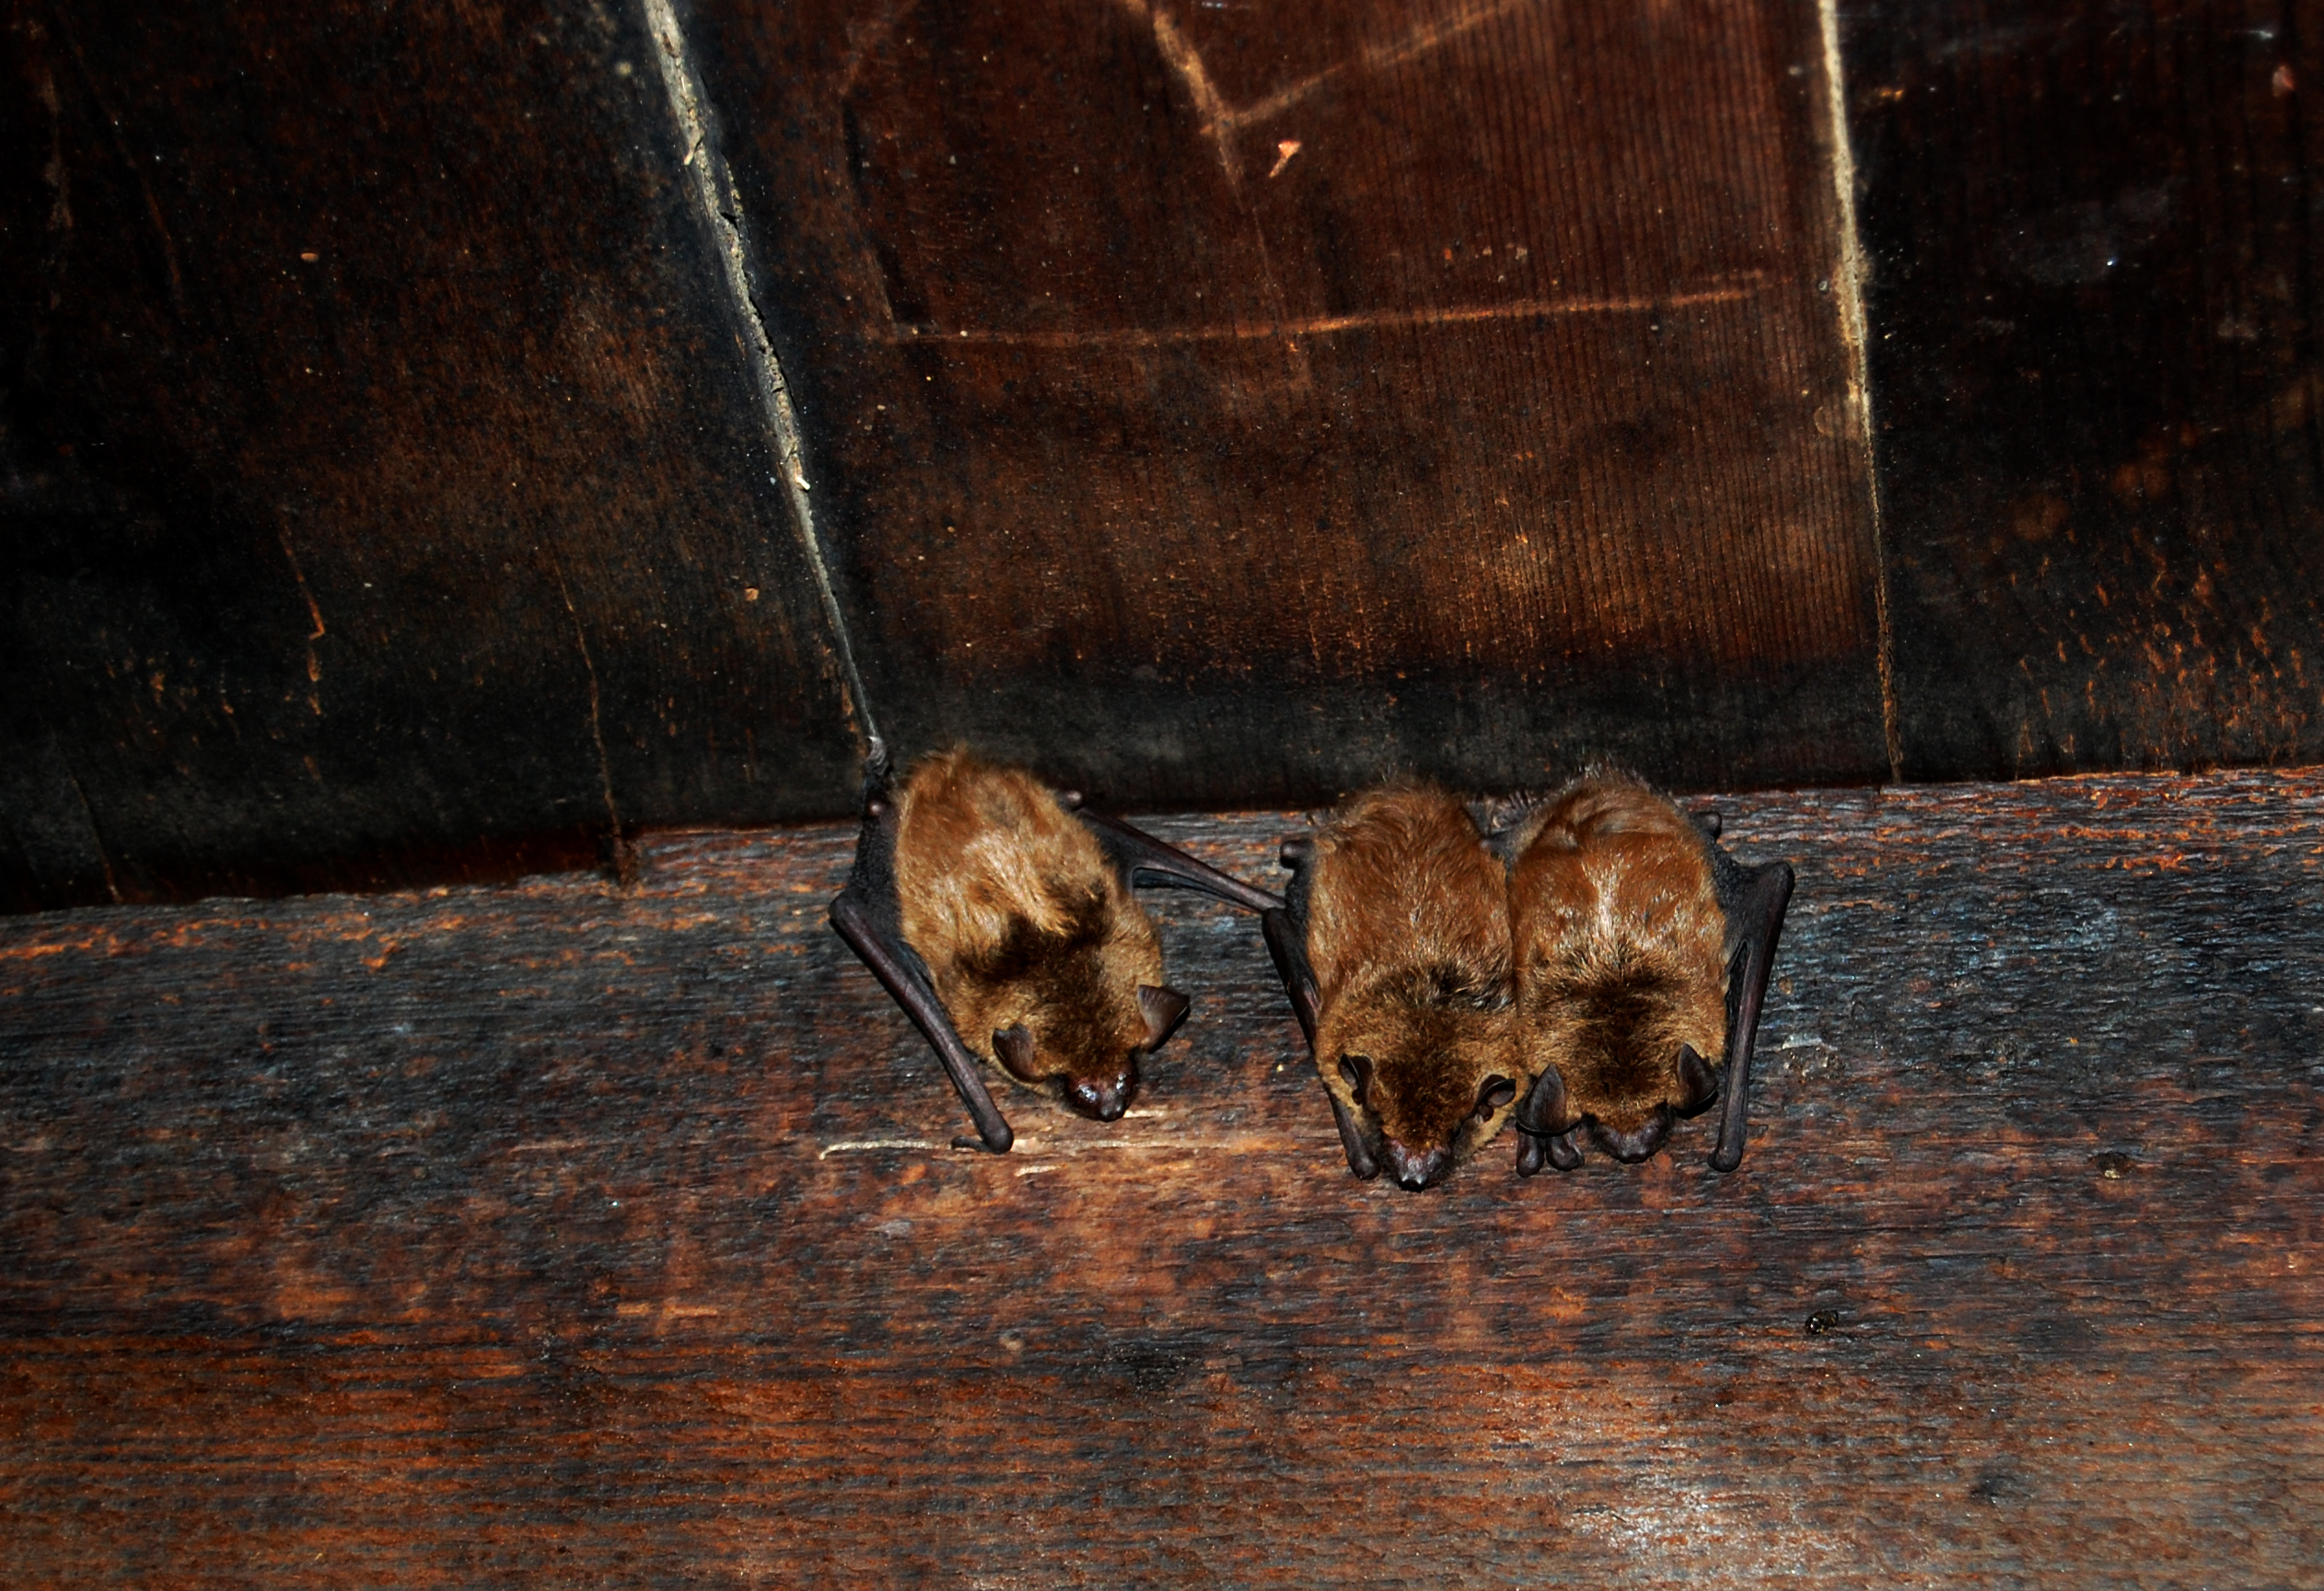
1261, 842, 1381, 1180
1703, 837, 1795, 1172
827, 753, 1284, 1155
828, 746, 1015, 1153
1062, 798, 1286, 914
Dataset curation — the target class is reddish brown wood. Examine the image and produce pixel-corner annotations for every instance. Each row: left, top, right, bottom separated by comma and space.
696, 0, 1888, 803
3, 770, 2320, 1583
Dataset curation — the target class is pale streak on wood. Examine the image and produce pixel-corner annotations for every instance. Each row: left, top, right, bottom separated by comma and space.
637, 0, 880, 748
1127, 0, 1240, 179
817, 1139, 944, 1157
1109, 0, 1311, 385
1220, 0, 1539, 131
884, 278, 1764, 348
1817, 0, 1900, 782
817, 1132, 1317, 1158
274, 527, 326, 716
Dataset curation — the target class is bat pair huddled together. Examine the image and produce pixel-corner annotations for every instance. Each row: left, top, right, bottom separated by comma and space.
829, 747, 1791, 1182
1262, 779, 1793, 1190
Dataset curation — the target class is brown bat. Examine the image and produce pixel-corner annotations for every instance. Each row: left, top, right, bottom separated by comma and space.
830, 744, 1281, 1152
1496, 771, 1794, 1173
1260, 784, 1521, 1190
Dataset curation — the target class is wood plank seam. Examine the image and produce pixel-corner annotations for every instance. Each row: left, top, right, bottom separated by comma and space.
637, 0, 880, 750
1818, 0, 1901, 783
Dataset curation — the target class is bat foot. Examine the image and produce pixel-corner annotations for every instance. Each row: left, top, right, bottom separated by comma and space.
951, 1132, 1014, 1155
1515, 1133, 1545, 1178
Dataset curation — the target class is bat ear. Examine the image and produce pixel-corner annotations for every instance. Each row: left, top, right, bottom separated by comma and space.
993, 1025, 1039, 1081
1675, 1042, 1721, 1116
1515, 1063, 1577, 1135
1338, 1054, 1373, 1108
1476, 1074, 1516, 1117
1138, 983, 1191, 1049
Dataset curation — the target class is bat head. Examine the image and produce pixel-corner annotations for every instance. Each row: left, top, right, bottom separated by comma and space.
988, 976, 1188, 1121
921, 848, 1185, 1122
1515, 956, 1725, 1162
1322, 989, 1518, 1190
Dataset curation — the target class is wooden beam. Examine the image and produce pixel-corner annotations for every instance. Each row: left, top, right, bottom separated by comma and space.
3, 768, 2319, 1580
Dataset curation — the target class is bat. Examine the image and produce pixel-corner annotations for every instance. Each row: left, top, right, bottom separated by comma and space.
1260, 784, 1521, 1190
1495, 771, 1794, 1174
830, 743, 1282, 1152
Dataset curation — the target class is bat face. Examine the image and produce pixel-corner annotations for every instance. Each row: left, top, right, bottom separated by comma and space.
1323, 998, 1519, 1189
1303, 785, 1520, 1190
895, 751, 1187, 1122
1507, 774, 1726, 1163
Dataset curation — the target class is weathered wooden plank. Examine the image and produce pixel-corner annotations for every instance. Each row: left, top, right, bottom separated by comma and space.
2, 769, 2319, 1584
1845, 0, 2324, 776
694, 0, 1888, 805
0, 0, 858, 912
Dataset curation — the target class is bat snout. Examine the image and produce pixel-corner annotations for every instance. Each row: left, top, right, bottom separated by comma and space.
1064, 1069, 1135, 1122
1588, 1108, 1673, 1164
1383, 1139, 1451, 1191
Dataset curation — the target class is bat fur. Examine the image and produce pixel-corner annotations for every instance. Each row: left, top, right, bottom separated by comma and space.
1504, 771, 1726, 1163
892, 749, 1179, 1121
1301, 784, 1521, 1190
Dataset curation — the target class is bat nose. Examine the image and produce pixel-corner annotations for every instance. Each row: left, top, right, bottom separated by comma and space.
1065, 1072, 1133, 1121
1384, 1141, 1449, 1190
1589, 1110, 1671, 1164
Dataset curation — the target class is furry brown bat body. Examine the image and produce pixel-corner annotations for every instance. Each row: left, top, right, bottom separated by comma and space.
1272, 785, 1521, 1190
890, 749, 1182, 1122
833, 744, 1278, 1151
1503, 772, 1728, 1164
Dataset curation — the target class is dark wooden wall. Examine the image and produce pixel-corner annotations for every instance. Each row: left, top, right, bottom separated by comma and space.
6, 0, 2324, 912
1851, 0, 2324, 779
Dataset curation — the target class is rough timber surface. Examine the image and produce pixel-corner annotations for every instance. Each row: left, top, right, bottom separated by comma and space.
1843, 0, 2324, 777
2, 770, 2321, 1586
692, 0, 1888, 804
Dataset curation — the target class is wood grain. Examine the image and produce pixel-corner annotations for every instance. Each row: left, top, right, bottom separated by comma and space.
1844, 0, 2324, 777
0, 0, 859, 912
3, 769, 2319, 1585
695, 0, 1888, 805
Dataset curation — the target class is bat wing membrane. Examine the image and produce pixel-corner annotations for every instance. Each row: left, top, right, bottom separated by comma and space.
1261, 865, 1381, 1181
1704, 847, 1795, 1172
1067, 802, 1285, 914
829, 749, 1016, 1152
